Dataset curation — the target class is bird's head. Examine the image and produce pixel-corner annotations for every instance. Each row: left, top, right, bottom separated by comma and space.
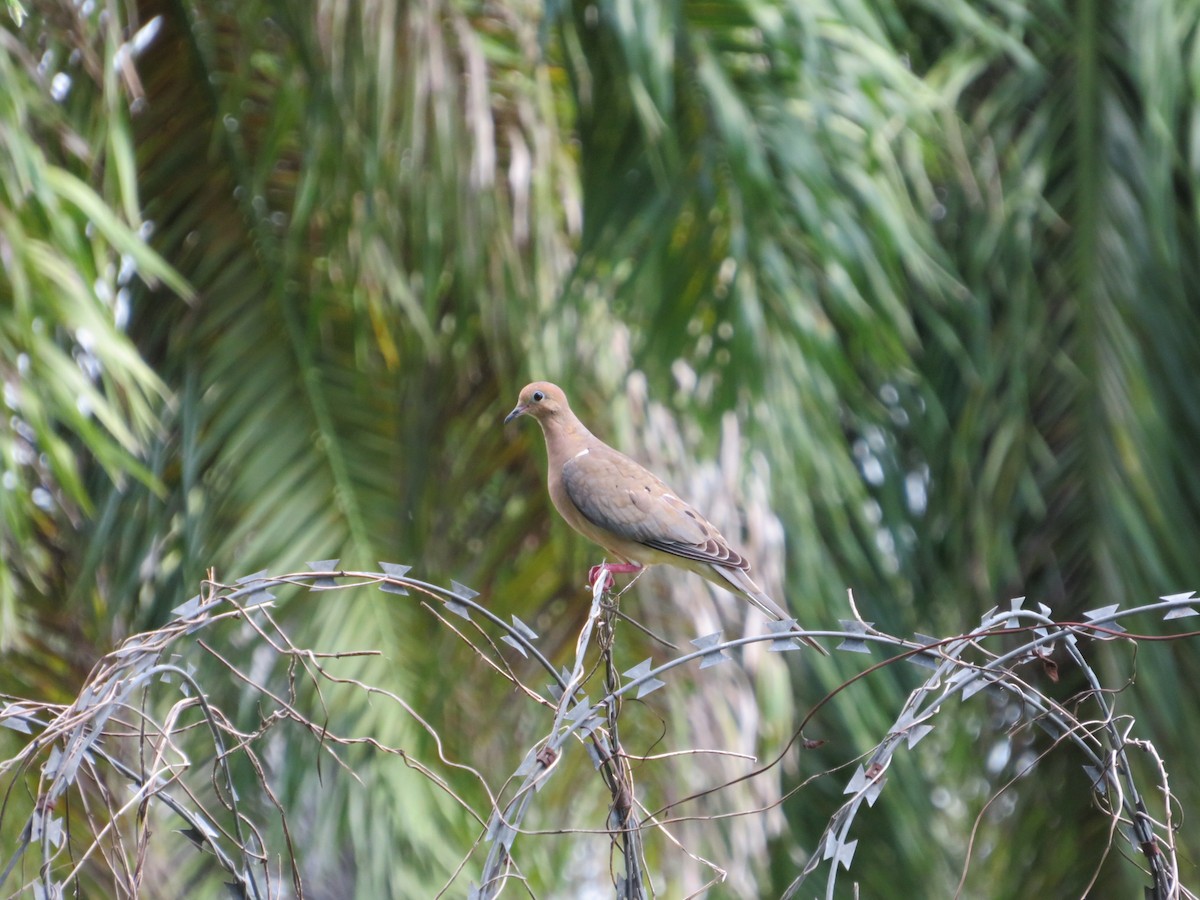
504, 381, 569, 425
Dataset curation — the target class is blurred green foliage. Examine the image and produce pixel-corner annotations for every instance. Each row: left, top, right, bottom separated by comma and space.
2, 0, 1198, 896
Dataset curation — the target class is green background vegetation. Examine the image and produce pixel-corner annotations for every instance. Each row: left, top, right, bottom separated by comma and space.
3, 0, 1199, 896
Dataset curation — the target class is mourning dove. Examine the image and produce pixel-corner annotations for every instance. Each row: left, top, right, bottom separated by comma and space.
505, 381, 826, 653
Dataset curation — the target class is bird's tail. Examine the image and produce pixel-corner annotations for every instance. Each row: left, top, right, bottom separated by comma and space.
717, 567, 830, 656
743, 590, 830, 656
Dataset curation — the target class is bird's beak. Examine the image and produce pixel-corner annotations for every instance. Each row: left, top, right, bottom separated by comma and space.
504, 403, 526, 425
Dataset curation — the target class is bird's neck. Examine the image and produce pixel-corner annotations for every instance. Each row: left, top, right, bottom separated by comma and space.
539, 413, 594, 460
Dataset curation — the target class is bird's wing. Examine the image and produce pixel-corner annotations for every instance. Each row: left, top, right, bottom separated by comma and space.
561, 445, 750, 570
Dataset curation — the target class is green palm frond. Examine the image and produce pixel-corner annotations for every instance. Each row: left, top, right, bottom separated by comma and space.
5, 0, 1200, 896
0, 16, 190, 647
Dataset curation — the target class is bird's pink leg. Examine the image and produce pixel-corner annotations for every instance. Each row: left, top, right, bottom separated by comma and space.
587, 562, 643, 592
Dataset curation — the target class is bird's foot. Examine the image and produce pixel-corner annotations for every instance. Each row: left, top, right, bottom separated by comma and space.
587, 562, 642, 592
587, 565, 614, 592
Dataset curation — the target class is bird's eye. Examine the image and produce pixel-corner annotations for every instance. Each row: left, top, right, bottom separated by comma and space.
532, 390, 545, 402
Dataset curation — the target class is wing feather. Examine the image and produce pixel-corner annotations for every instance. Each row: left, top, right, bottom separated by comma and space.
561, 446, 750, 571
